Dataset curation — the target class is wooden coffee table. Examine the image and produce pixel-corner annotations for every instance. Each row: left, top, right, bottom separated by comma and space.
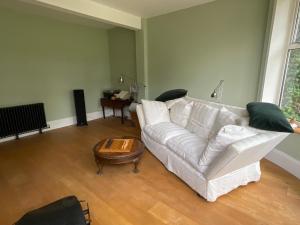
93, 137, 145, 175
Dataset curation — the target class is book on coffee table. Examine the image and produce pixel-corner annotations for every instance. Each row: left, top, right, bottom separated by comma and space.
99, 138, 134, 153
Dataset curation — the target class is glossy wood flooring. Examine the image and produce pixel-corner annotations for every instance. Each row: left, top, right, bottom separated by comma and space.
0, 118, 299, 225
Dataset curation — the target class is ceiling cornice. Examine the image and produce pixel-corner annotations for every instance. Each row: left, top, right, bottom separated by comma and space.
22, 0, 142, 30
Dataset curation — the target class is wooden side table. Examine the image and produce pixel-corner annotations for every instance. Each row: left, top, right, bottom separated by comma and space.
93, 137, 145, 175
100, 98, 132, 124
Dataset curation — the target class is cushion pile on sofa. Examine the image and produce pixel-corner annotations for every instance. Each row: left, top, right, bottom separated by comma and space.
141, 98, 256, 173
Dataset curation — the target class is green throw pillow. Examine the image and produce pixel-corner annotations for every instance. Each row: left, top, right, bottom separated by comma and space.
247, 102, 294, 133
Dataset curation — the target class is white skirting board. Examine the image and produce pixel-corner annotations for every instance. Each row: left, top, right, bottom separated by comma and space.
0, 109, 114, 143
265, 149, 300, 179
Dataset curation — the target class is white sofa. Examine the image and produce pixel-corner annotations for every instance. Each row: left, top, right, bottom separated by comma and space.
136, 96, 289, 202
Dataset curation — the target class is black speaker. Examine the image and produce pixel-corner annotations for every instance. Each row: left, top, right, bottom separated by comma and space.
73, 89, 88, 126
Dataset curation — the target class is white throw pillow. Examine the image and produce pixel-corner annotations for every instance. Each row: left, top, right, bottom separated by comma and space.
141, 100, 170, 125
170, 100, 193, 127
186, 103, 219, 139
198, 125, 257, 172
213, 107, 241, 133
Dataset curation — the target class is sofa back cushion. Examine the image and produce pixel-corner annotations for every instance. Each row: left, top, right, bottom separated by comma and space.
198, 125, 257, 173
170, 99, 193, 127
141, 100, 170, 125
186, 103, 219, 139
165, 97, 184, 109
185, 96, 248, 117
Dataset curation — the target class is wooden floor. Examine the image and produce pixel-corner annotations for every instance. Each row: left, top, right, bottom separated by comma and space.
0, 118, 299, 225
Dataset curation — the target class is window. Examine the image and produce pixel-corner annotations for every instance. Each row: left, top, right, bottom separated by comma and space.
280, 1, 300, 121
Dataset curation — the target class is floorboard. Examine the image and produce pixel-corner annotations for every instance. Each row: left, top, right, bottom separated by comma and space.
0, 118, 299, 225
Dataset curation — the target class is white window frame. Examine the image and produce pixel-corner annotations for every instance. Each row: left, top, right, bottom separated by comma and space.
279, 1, 300, 114
290, 1, 300, 45
259, 0, 298, 104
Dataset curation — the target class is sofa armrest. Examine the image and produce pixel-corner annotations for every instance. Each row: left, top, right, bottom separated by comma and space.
136, 104, 146, 130
204, 132, 289, 180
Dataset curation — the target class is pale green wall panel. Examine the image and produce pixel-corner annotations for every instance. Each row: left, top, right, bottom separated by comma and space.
147, 0, 269, 106
278, 134, 300, 160
146, 0, 300, 160
0, 6, 111, 121
135, 19, 149, 100
108, 27, 137, 90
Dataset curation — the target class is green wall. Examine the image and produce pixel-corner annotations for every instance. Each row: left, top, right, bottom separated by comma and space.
278, 134, 300, 160
0, 6, 111, 121
108, 27, 137, 90
135, 19, 149, 100
147, 0, 269, 106
1, 0, 298, 161
145, 0, 300, 160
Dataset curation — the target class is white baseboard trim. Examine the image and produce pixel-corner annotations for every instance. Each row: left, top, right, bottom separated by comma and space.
0, 109, 113, 143
265, 149, 300, 179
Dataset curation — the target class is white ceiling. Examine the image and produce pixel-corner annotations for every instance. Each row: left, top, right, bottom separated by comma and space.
1, 0, 216, 30
91, 0, 216, 18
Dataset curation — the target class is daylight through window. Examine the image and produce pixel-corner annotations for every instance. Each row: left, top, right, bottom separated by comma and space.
280, 1, 300, 121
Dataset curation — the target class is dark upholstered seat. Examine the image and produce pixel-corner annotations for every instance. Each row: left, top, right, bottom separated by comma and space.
15, 196, 87, 225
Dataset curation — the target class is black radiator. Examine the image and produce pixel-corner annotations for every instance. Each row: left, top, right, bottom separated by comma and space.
0, 103, 48, 139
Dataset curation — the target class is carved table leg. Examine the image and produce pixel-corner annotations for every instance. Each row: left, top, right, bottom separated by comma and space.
102, 106, 106, 119
97, 163, 104, 175
95, 158, 104, 175
121, 107, 124, 124
133, 158, 140, 173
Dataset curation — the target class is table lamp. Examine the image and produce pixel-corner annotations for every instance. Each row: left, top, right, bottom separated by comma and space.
210, 80, 224, 103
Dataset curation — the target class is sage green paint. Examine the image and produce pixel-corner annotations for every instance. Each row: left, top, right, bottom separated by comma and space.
108, 27, 137, 90
145, 0, 299, 161
0, 6, 111, 121
278, 134, 300, 160
147, 0, 270, 106
135, 19, 149, 100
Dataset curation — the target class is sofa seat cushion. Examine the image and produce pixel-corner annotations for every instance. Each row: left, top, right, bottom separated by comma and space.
144, 122, 189, 145
166, 133, 207, 170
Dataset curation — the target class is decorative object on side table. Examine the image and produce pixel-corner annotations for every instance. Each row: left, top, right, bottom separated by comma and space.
119, 73, 146, 102
103, 89, 120, 99
93, 137, 145, 175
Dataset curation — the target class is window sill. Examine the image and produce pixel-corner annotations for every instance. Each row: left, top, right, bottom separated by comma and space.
294, 127, 300, 134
